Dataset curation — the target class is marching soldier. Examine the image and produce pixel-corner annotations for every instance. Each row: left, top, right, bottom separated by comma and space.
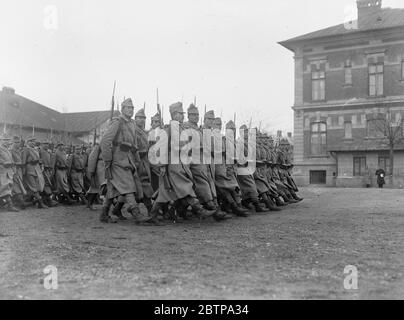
39, 140, 58, 207
67, 145, 88, 204
10, 136, 28, 209
21, 136, 47, 209
254, 133, 281, 211
0, 134, 19, 212
54, 142, 74, 205
100, 98, 157, 224
236, 125, 269, 213
86, 143, 105, 211
153, 102, 218, 221
184, 105, 218, 211
135, 108, 154, 212
150, 113, 162, 130
149, 112, 162, 192
213, 120, 250, 217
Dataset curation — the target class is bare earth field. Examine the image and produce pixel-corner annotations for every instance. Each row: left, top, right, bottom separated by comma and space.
0, 187, 403, 300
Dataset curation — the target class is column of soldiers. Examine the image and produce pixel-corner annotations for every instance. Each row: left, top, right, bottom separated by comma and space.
0, 98, 303, 225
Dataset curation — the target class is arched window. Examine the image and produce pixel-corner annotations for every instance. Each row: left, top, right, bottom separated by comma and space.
310, 122, 327, 155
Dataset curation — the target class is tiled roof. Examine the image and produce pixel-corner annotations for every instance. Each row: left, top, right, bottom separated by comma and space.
279, 8, 404, 49
64, 110, 119, 132
0, 88, 119, 133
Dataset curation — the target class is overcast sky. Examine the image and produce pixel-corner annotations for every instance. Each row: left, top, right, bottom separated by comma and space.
1, 0, 403, 133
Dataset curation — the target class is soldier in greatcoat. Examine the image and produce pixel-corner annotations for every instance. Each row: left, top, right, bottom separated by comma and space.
10, 136, 27, 209
39, 141, 58, 207
0, 134, 19, 212
213, 120, 250, 217
54, 142, 74, 204
21, 136, 47, 209
86, 143, 106, 211
151, 102, 219, 221
67, 145, 88, 204
100, 98, 156, 224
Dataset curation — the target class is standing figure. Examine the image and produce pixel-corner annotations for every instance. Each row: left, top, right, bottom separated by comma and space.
152, 102, 218, 221
375, 168, 386, 188
100, 98, 156, 224
0, 134, 19, 212
135, 108, 154, 212
39, 141, 58, 207
54, 143, 74, 204
10, 136, 27, 209
67, 145, 88, 204
86, 143, 105, 211
21, 136, 47, 209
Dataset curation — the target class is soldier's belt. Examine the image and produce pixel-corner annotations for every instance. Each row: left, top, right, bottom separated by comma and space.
28, 160, 39, 165
72, 168, 84, 172
1, 163, 14, 168
57, 166, 67, 170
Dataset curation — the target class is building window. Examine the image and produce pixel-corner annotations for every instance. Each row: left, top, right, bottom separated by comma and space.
344, 60, 352, 85
310, 122, 327, 155
312, 69, 325, 101
344, 121, 352, 139
378, 155, 391, 174
353, 156, 366, 176
401, 60, 404, 80
369, 63, 384, 96
367, 114, 386, 138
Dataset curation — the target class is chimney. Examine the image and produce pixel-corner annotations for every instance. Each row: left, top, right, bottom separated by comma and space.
357, 0, 382, 28
2, 87, 15, 95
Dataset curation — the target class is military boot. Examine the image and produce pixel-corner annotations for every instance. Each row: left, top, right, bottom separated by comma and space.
262, 194, 282, 212
275, 197, 287, 206
79, 194, 88, 205
5, 197, 19, 212
37, 199, 49, 209
191, 204, 216, 220
99, 205, 116, 223
111, 202, 127, 221
44, 195, 58, 207
86, 193, 97, 211
230, 203, 250, 217
13, 195, 26, 210
252, 200, 270, 213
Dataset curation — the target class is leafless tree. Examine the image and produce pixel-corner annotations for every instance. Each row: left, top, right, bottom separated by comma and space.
373, 110, 403, 182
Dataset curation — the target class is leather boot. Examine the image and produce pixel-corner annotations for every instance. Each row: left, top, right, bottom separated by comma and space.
86, 193, 96, 210
262, 194, 282, 212
111, 202, 127, 220
79, 194, 88, 205
99, 205, 116, 223
37, 199, 49, 209
5, 197, 19, 212
63, 192, 74, 205
275, 197, 287, 206
191, 204, 216, 220
253, 200, 270, 213
13, 195, 26, 210
230, 203, 249, 217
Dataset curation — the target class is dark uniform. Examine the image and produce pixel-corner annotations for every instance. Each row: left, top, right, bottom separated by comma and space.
67, 146, 88, 204
54, 143, 74, 204
39, 142, 58, 207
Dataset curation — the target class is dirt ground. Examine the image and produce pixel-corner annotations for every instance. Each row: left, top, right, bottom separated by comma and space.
0, 187, 403, 300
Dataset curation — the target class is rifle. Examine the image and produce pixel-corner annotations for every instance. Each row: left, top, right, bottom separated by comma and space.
110, 81, 116, 121
157, 88, 162, 127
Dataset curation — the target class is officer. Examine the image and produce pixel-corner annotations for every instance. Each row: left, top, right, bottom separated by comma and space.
100, 98, 157, 225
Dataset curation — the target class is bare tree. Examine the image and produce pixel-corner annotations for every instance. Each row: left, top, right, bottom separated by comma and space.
373, 110, 403, 184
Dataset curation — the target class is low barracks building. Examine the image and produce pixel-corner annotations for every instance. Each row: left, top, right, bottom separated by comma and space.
0, 87, 118, 145
280, 0, 404, 188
